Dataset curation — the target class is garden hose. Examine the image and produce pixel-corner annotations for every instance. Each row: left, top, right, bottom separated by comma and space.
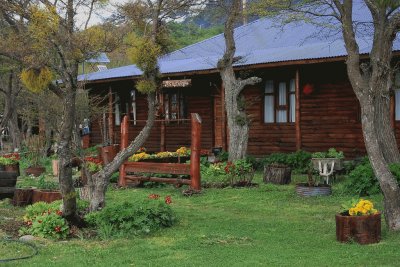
0, 238, 38, 263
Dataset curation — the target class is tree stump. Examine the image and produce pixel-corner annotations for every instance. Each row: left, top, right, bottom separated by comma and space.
12, 188, 34, 206
263, 164, 291, 185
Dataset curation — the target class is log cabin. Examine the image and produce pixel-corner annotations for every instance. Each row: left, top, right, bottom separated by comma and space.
79, 5, 400, 159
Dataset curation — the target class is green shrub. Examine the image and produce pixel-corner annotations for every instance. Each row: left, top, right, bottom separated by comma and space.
20, 201, 70, 239
263, 150, 311, 174
311, 148, 344, 159
201, 162, 230, 184
286, 150, 312, 174
245, 155, 263, 171
85, 198, 176, 239
345, 160, 400, 196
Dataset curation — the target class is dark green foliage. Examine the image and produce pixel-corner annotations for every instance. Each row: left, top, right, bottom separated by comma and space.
168, 22, 223, 50
110, 172, 119, 183
286, 150, 312, 174
245, 155, 263, 171
263, 150, 311, 174
345, 159, 400, 196
217, 151, 229, 162
85, 200, 176, 239
311, 148, 344, 159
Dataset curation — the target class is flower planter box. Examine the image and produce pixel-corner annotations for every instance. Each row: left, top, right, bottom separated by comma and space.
263, 164, 291, 185
140, 156, 190, 164
311, 158, 343, 171
0, 171, 18, 200
12, 188, 34, 206
295, 183, 332, 197
336, 212, 381, 244
32, 189, 62, 204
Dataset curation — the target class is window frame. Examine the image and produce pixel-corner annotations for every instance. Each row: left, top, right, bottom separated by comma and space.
263, 78, 296, 124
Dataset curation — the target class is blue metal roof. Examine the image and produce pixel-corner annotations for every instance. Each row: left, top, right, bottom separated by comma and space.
79, 2, 399, 82
85, 52, 110, 63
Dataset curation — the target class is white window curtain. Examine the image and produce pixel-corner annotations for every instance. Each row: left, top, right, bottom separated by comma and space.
264, 80, 274, 123
115, 95, 121, 126
289, 79, 296, 123
277, 82, 287, 122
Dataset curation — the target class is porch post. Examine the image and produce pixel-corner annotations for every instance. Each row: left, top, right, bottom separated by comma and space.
160, 92, 166, 151
190, 113, 202, 191
221, 84, 228, 151
108, 87, 114, 144
118, 115, 129, 187
295, 69, 302, 150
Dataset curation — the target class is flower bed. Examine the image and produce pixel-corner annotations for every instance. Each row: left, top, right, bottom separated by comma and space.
128, 147, 192, 163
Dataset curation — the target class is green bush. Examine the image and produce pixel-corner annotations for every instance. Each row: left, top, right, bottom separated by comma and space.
345, 160, 400, 196
263, 150, 311, 174
311, 148, 344, 159
201, 162, 230, 184
286, 150, 312, 174
85, 198, 176, 239
20, 201, 70, 239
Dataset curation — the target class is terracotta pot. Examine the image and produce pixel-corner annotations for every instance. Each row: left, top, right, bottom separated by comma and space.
25, 166, 46, 177
12, 188, 34, 206
5, 163, 20, 176
32, 189, 62, 204
336, 212, 381, 244
295, 183, 332, 197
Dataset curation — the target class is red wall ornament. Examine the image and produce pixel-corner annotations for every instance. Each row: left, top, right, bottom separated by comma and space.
303, 84, 314, 95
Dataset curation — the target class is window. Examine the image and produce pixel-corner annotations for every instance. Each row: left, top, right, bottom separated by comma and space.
264, 79, 296, 123
164, 90, 186, 120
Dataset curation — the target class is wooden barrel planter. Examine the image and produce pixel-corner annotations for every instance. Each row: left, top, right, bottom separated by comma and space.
32, 189, 62, 203
263, 164, 291, 184
336, 212, 381, 244
0, 171, 18, 200
5, 163, 20, 176
12, 188, 34, 206
25, 166, 46, 177
295, 183, 332, 197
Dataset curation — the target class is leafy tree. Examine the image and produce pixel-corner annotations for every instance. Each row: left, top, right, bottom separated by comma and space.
274, 0, 400, 230
0, 0, 119, 224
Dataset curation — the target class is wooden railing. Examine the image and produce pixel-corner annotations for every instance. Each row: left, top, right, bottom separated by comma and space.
118, 113, 202, 191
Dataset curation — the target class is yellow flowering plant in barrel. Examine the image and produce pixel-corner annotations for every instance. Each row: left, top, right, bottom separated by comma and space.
343, 199, 379, 216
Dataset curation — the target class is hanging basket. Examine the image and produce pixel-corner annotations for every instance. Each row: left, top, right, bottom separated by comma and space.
335, 212, 381, 245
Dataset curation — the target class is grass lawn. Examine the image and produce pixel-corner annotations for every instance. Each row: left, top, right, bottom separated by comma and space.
1, 174, 400, 266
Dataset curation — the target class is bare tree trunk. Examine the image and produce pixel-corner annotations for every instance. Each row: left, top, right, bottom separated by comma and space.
217, 0, 261, 161
361, 103, 400, 229
374, 93, 400, 163
58, 84, 79, 223
88, 92, 157, 211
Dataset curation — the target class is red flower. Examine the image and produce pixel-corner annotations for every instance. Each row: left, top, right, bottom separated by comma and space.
224, 162, 235, 174
149, 194, 160, 200
165, 195, 172, 205
56, 210, 63, 216
26, 220, 32, 226
54, 226, 61, 232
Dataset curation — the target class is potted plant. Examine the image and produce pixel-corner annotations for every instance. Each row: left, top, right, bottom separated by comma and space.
295, 169, 332, 197
263, 153, 291, 185
0, 153, 20, 175
225, 159, 256, 187
25, 135, 46, 177
31, 175, 62, 204
336, 199, 381, 244
311, 148, 344, 172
